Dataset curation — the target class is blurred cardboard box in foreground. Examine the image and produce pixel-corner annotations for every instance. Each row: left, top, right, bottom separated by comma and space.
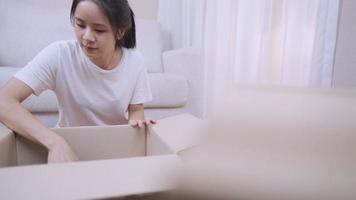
177, 86, 356, 200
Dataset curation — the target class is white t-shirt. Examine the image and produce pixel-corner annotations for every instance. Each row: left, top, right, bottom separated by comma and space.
14, 40, 152, 127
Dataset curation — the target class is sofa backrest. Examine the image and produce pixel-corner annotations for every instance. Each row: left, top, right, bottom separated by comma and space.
0, 0, 168, 73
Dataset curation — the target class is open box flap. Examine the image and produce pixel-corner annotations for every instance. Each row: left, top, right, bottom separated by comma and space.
0, 154, 182, 200
150, 114, 204, 154
0, 127, 17, 167
146, 127, 175, 156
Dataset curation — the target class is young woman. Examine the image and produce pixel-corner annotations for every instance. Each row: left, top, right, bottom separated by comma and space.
0, 0, 154, 163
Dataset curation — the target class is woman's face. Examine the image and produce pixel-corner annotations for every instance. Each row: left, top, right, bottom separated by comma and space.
73, 1, 117, 63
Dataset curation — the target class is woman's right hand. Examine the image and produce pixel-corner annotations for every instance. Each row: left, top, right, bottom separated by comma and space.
47, 137, 79, 164
0, 78, 79, 164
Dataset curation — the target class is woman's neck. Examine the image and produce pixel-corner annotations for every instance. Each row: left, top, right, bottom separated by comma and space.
95, 48, 123, 70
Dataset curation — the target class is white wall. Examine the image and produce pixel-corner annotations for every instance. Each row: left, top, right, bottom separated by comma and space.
333, 0, 356, 88
128, 0, 158, 20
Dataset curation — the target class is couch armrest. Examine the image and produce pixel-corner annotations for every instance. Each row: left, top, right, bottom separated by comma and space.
162, 48, 204, 118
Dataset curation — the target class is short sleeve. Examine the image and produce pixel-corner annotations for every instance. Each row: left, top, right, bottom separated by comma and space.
130, 68, 153, 105
14, 42, 59, 96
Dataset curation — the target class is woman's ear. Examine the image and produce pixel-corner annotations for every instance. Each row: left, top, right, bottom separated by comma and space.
117, 29, 126, 40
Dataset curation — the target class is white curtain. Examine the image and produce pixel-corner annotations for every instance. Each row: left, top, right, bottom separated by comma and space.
158, 0, 340, 115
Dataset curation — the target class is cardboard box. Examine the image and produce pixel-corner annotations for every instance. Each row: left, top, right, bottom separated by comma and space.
174, 86, 356, 200
0, 114, 204, 200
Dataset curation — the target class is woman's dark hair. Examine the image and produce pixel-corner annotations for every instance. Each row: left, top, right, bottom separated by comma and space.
70, 0, 136, 49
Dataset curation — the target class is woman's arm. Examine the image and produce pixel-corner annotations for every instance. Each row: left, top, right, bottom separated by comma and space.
128, 104, 155, 127
0, 78, 78, 163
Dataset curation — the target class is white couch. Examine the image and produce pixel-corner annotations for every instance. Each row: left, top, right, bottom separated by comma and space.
0, 0, 204, 127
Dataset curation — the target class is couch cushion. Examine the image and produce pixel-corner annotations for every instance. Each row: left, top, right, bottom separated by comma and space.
136, 19, 165, 73
0, 67, 58, 113
145, 73, 188, 108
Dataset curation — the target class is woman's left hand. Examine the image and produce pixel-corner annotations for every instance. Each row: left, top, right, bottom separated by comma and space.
129, 119, 156, 128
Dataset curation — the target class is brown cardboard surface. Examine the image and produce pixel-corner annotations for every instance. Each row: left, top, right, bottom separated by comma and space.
147, 127, 174, 156
0, 155, 182, 200
175, 87, 356, 200
0, 128, 17, 167
16, 125, 146, 166
149, 114, 204, 154
0, 114, 203, 199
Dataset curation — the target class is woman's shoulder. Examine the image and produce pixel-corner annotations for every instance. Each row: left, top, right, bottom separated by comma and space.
43, 40, 83, 60
47, 40, 79, 51
34, 40, 83, 67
